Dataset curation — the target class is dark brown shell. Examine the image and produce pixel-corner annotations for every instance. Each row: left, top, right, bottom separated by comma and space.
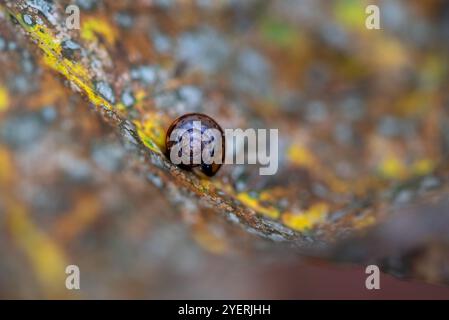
165, 113, 225, 177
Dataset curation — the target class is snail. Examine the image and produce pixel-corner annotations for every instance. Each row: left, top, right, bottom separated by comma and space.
165, 113, 225, 177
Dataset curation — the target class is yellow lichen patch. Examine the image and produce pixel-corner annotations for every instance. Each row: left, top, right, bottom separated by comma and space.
0, 147, 13, 184
412, 158, 435, 176
236, 192, 280, 219
259, 190, 275, 202
192, 226, 229, 254
20, 18, 62, 55
367, 36, 409, 70
378, 155, 407, 180
287, 144, 350, 193
282, 203, 329, 231
81, 17, 118, 45
321, 170, 351, 194
13, 12, 115, 112
287, 144, 315, 168
41, 53, 113, 110
395, 91, 432, 116
7, 202, 67, 296
135, 89, 146, 101
0, 86, 10, 112
115, 102, 127, 113
353, 214, 376, 230
134, 113, 168, 153
334, 0, 367, 30
62, 57, 91, 80
198, 177, 215, 194
377, 152, 435, 180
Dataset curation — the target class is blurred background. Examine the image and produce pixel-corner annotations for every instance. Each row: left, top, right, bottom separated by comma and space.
1, 0, 449, 299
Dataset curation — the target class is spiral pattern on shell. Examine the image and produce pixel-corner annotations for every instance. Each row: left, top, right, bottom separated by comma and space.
165, 113, 225, 177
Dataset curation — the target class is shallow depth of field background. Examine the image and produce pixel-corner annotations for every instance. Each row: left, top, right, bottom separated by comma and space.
1, 0, 449, 299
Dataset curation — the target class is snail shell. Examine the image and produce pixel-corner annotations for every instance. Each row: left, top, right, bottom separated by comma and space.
165, 113, 225, 177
